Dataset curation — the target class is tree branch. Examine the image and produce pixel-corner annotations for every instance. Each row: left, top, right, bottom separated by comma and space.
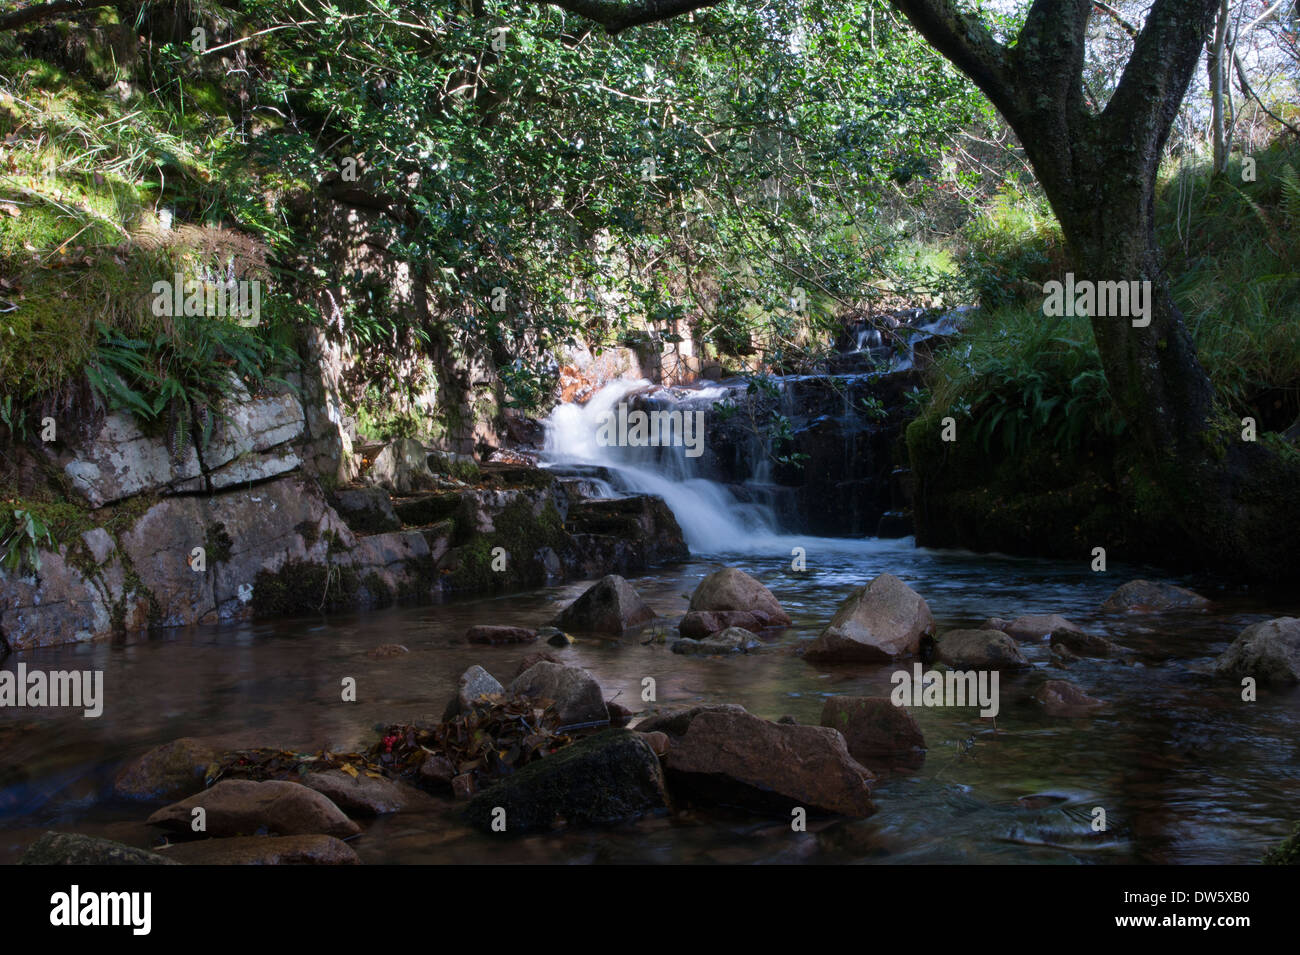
521, 0, 720, 33
889, 0, 1016, 122
0, 0, 119, 32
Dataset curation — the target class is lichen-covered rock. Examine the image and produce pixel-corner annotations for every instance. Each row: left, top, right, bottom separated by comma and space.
1215, 617, 1300, 685
670, 627, 760, 655
462, 730, 668, 833
803, 574, 933, 663
20, 832, 179, 865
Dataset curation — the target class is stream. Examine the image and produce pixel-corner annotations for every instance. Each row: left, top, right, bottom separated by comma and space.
2, 375, 1299, 864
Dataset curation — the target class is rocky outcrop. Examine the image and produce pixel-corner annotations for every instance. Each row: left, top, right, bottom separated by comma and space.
145, 779, 361, 839
820, 697, 926, 762
1101, 580, 1210, 613
462, 730, 668, 833
1215, 617, 1300, 685
934, 629, 1030, 670
687, 567, 791, 628
551, 575, 655, 634
803, 573, 933, 663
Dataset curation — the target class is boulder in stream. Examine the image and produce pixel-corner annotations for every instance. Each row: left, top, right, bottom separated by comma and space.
820, 697, 926, 762
671, 627, 761, 656
803, 573, 933, 663
508, 661, 608, 727
678, 609, 764, 638
688, 567, 791, 628
550, 574, 655, 633
113, 737, 221, 802
648, 706, 875, 817
934, 629, 1030, 670
1215, 617, 1300, 684
146, 779, 361, 839
1101, 579, 1210, 613
1033, 680, 1105, 717
462, 730, 668, 833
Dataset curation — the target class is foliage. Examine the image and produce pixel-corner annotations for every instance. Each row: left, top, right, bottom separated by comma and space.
0, 506, 54, 574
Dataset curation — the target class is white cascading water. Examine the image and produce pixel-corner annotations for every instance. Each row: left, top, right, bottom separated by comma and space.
541, 378, 786, 554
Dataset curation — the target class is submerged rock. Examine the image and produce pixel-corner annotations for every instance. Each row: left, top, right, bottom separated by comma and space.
670, 627, 761, 656
146, 779, 361, 839
158, 834, 359, 865
1033, 680, 1104, 717
678, 609, 763, 638
688, 568, 791, 628
1101, 580, 1210, 613
20, 832, 179, 866
508, 661, 608, 727
113, 738, 221, 802
820, 697, 926, 762
466, 625, 537, 645
1049, 628, 1120, 658
1215, 617, 1300, 685
934, 629, 1030, 670
550, 574, 656, 633
462, 730, 668, 833
985, 613, 1085, 642
803, 573, 933, 663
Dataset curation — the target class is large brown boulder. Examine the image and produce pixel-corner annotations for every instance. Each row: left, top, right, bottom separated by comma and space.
551, 575, 656, 634
820, 697, 926, 762
803, 574, 933, 663
300, 770, 422, 817
1215, 617, 1300, 685
934, 629, 1030, 670
145, 779, 361, 839
655, 708, 875, 817
508, 661, 608, 726
1101, 579, 1210, 613
688, 568, 791, 628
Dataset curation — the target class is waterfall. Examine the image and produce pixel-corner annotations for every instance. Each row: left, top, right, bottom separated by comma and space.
541, 379, 784, 554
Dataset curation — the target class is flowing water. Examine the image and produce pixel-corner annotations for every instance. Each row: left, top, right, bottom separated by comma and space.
2, 380, 1298, 865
